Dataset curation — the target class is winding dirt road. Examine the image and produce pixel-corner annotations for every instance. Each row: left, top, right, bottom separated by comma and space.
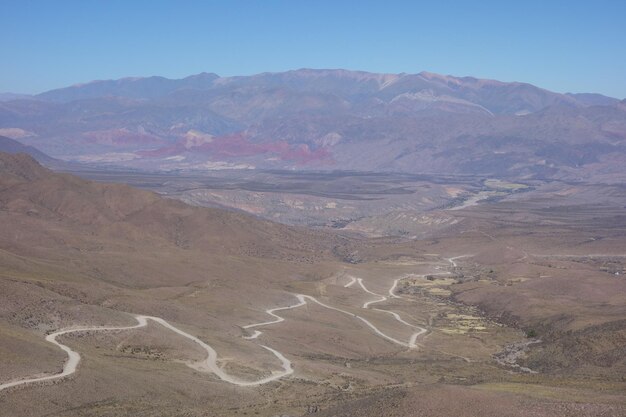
354, 278, 426, 348
2, 257, 472, 393
242, 276, 429, 350
0, 315, 293, 393
0, 317, 149, 392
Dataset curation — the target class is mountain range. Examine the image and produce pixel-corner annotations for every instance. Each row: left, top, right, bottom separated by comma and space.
1, 69, 625, 181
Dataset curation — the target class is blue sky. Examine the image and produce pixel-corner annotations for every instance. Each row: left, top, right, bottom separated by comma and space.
2, 0, 625, 97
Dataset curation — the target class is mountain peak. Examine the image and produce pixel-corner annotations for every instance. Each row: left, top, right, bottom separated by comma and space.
184, 72, 219, 80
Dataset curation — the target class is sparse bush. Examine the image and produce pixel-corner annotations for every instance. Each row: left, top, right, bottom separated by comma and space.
526, 329, 538, 338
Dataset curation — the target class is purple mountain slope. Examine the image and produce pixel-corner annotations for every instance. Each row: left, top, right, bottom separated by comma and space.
1, 69, 624, 182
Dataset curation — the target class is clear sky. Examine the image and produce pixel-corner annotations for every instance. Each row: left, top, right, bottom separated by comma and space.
2, 0, 625, 98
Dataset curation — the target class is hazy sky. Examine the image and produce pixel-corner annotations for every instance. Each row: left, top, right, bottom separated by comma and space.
2, 0, 625, 97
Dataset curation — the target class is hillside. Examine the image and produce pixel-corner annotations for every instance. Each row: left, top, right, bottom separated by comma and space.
0, 135, 58, 165
0, 152, 346, 266
1, 152, 625, 416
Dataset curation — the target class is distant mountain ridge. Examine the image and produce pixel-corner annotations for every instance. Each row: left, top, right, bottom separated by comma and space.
0, 93, 33, 102
36, 72, 220, 102
1, 69, 625, 182
32, 69, 619, 113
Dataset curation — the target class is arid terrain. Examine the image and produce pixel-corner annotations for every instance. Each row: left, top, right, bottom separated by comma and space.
2, 1, 625, 414
0, 152, 624, 416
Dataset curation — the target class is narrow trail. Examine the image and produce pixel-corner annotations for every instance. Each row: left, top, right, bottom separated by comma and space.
446, 255, 472, 268
242, 275, 432, 350
299, 294, 419, 348
242, 298, 307, 340
343, 276, 357, 288
145, 316, 292, 387
0, 315, 293, 393
242, 293, 422, 349
354, 278, 426, 348
388, 278, 404, 299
